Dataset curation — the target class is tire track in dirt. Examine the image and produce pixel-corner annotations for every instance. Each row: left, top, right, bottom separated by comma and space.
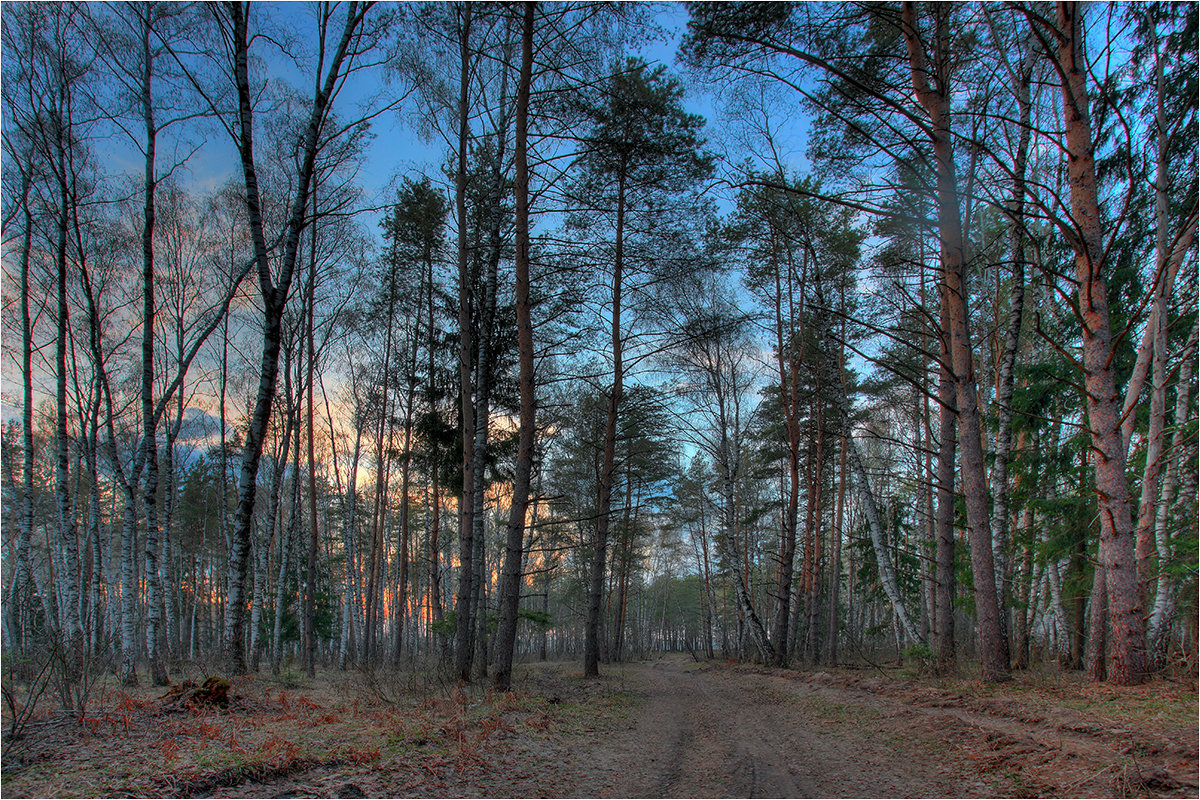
639, 662, 805, 797
595, 660, 962, 798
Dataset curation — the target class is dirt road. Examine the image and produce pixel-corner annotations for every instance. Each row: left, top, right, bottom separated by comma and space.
9, 656, 1193, 797
218, 657, 1193, 798
575, 658, 1196, 799
211, 659, 980, 798
578, 659, 963, 798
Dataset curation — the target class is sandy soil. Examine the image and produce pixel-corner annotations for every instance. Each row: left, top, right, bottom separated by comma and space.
560, 659, 965, 798
218, 658, 1198, 798
3, 656, 1196, 798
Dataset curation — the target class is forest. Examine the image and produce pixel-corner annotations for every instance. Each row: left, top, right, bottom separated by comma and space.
1, 0, 1197, 747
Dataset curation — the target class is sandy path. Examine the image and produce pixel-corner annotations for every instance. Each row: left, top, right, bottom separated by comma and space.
189, 658, 1194, 798
601, 660, 814, 797
584, 660, 963, 798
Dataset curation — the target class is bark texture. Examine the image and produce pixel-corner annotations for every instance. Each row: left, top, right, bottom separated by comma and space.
1055, 0, 1145, 686
900, 1, 1006, 680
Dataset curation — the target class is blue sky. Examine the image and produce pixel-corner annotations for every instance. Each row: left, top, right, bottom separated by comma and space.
0, 2, 816, 428
167, 3, 810, 237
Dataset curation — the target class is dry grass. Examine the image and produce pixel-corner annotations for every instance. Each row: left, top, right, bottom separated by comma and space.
0, 661, 639, 799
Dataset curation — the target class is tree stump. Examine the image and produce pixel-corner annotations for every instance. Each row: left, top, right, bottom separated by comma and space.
159, 676, 232, 711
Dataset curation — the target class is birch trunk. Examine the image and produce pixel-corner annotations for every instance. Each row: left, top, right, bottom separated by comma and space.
15, 156, 37, 648
304, 193, 320, 678
53, 114, 84, 686
1148, 322, 1198, 668
257, 352, 296, 672
1134, 45, 1195, 599
118, 493, 139, 685
272, 415, 303, 673
222, 2, 366, 675
821, 294, 923, 646
162, 398, 183, 666
717, 417, 774, 663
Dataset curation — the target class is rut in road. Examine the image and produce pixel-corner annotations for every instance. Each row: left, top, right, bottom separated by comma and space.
610, 661, 808, 798
593, 660, 959, 799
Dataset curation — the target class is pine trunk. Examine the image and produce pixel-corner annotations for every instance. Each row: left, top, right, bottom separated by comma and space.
586, 165, 626, 679
1057, 0, 1145, 685
493, 1, 537, 692
901, 2, 1006, 680
453, 4, 478, 682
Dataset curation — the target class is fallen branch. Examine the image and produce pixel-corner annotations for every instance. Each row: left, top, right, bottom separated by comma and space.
155, 756, 348, 797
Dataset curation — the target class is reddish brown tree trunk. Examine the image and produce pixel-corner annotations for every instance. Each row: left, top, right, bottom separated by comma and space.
1056, 0, 1146, 685
901, 2, 1007, 681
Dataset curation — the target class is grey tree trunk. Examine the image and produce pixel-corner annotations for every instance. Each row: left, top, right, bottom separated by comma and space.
841, 417, 924, 647
769, 235, 802, 667
161, 399, 184, 666
586, 166, 626, 679
933, 309, 957, 672
453, 4, 478, 682
826, 313, 848, 665
715, 388, 774, 663
819, 286, 924, 647
393, 316, 420, 665
304, 192, 320, 678
989, 39, 1034, 655
339, 404, 364, 670
15, 156, 37, 650
119, 494, 140, 685
271, 363, 302, 673
1148, 322, 1197, 668
492, 1, 537, 693
363, 275, 395, 664
1135, 45, 1198, 602
53, 115, 84, 690
133, 8, 171, 688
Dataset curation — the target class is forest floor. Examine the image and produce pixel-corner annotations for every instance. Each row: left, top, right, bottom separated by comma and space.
1, 654, 1196, 798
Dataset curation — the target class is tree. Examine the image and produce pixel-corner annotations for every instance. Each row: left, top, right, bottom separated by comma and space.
1022, 1, 1144, 684
380, 175, 448, 664
685, 0, 1010, 679
492, 0, 536, 693
668, 276, 774, 663
898, 1, 1008, 681
211, 1, 383, 675
573, 58, 712, 678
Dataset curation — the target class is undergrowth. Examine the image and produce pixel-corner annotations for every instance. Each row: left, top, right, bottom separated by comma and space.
1, 660, 640, 798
